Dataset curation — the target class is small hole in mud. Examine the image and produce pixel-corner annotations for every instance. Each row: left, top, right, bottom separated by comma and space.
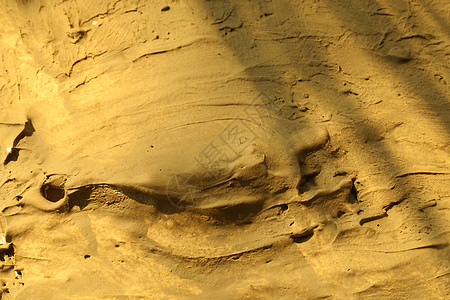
161, 6, 170, 12
84, 255, 91, 259
115, 244, 120, 248
41, 184, 65, 202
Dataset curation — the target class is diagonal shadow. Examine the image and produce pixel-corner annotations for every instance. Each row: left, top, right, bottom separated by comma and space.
196, 0, 450, 282
320, 0, 449, 130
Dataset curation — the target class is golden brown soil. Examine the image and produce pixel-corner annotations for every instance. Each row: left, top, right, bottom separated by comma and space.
0, 0, 449, 298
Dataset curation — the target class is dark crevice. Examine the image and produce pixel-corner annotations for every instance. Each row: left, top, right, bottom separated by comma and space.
359, 212, 387, 226
4, 119, 35, 165
348, 178, 358, 204
41, 184, 65, 202
383, 198, 405, 212
4, 148, 20, 164
279, 204, 288, 211
395, 172, 450, 178
67, 186, 94, 210
297, 171, 320, 194
360, 197, 406, 225
290, 226, 317, 243
13, 119, 35, 146
0, 243, 15, 262
269, 203, 289, 215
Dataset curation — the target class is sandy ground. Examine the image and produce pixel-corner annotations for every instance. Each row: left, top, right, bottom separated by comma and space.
0, 0, 449, 298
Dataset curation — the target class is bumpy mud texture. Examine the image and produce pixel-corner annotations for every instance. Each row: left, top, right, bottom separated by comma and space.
0, 0, 449, 298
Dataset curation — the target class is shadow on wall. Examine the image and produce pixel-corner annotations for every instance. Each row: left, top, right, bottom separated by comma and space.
197, 0, 449, 263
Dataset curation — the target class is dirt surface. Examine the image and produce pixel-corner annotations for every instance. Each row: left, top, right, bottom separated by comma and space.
0, 0, 449, 298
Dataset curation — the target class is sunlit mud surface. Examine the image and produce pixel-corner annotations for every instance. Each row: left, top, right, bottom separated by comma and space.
0, 0, 449, 298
